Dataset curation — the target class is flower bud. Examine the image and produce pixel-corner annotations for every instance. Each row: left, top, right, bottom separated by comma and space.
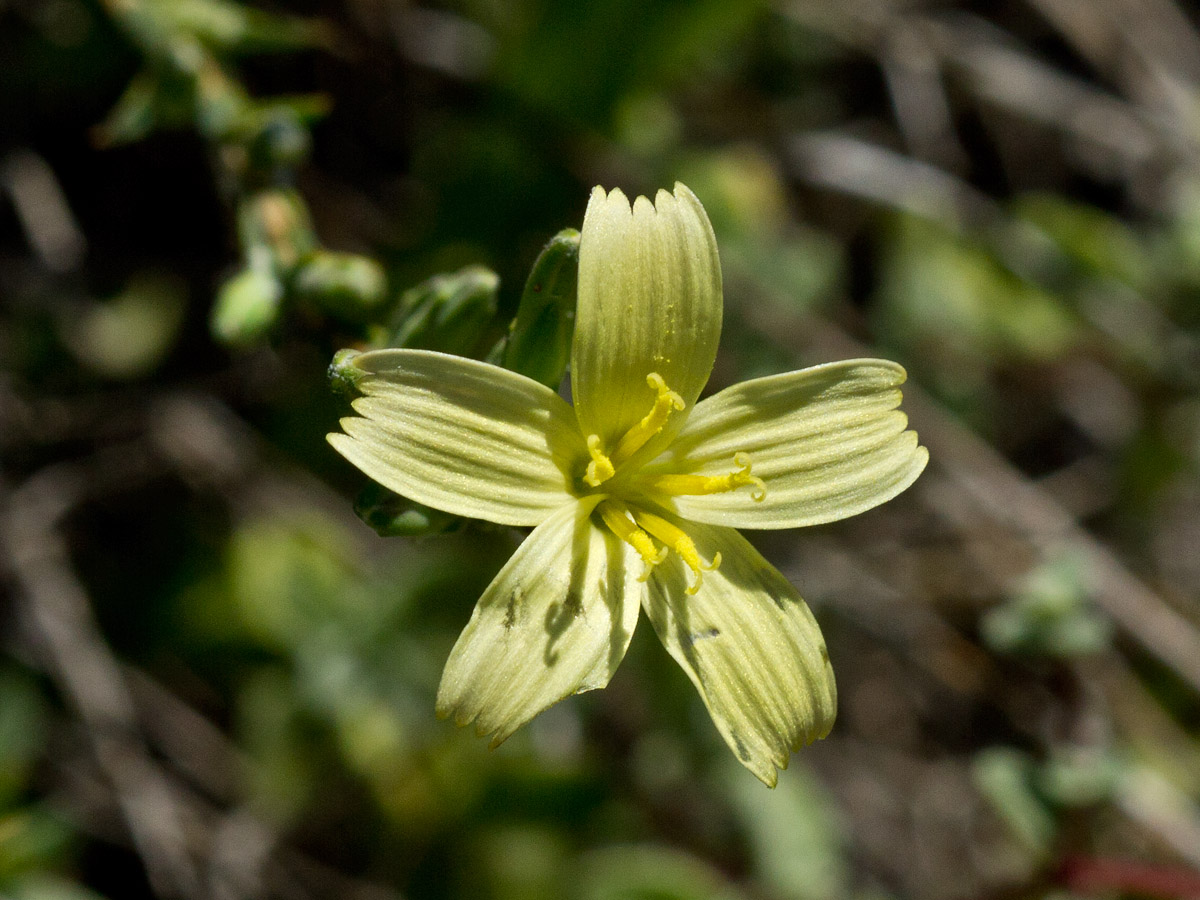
210, 266, 283, 345
293, 250, 387, 320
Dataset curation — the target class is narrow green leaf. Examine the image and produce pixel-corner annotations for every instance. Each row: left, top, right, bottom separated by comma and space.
94, 71, 161, 146
502, 228, 579, 388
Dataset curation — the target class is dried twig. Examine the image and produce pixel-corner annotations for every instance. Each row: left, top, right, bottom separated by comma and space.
2, 457, 201, 900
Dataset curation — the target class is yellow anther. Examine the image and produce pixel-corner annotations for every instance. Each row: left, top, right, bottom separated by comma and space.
733, 452, 768, 502
611, 372, 685, 466
647, 451, 767, 502
633, 509, 721, 595
597, 500, 666, 581
583, 434, 615, 487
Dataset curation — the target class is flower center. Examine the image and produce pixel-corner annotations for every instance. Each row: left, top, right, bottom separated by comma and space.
584, 372, 683, 488
583, 372, 768, 593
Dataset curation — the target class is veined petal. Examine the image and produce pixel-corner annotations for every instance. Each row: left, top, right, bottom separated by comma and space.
642, 521, 836, 786
328, 349, 584, 527
649, 360, 928, 529
437, 497, 644, 745
572, 183, 722, 457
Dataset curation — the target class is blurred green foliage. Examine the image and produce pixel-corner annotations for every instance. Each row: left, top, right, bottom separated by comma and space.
982, 553, 1112, 659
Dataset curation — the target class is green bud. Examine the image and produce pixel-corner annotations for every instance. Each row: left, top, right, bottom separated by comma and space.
238, 189, 317, 271
354, 483, 462, 537
210, 266, 283, 345
293, 250, 387, 320
383, 265, 499, 355
502, 228, 578, 388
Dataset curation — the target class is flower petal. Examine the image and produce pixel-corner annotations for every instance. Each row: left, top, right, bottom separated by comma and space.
642, 521, 836, 786
649, 360, 928, 529
328, 349, 584, 527
437, 497, 643, 745
572, 183, 722, 457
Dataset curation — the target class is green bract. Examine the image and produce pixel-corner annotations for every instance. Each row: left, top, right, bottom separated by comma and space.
328, 184, 928, 785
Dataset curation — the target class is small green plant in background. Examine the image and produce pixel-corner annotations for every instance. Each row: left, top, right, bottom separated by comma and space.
982, 552, 1112, 659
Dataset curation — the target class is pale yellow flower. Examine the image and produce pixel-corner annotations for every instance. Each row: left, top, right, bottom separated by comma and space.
329, 183, 927, 784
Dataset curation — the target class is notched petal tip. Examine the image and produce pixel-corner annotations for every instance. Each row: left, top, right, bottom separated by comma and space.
573, 179, 721, 446
669, 182, 704, 217
437, 683, 594, 751
590, 181, 708, 221
479, 716, 513, 747
434, 503, 643, 757
435, 685, 497, 736
326, 427, 364, 462
808, 357, 908, 389
748, 712, 835, 788
589, 184, 630, 217
642, 524, 837, 787
672, 180, 697, 200
911, 443, 931, 479
632, 193, 656, 219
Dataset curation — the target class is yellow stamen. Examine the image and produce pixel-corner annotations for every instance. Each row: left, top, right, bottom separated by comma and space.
633, 509, 721, 595
584, 434, 616, 487
597, 500, 666, 581
648, 451, 767, 502
611, 373, 685, 466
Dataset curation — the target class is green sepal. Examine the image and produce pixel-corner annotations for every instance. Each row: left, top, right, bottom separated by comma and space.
327, 348, 364, 394
502, 228, 579, 388
379, 265, 499, 355
353, 482, 463, 537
